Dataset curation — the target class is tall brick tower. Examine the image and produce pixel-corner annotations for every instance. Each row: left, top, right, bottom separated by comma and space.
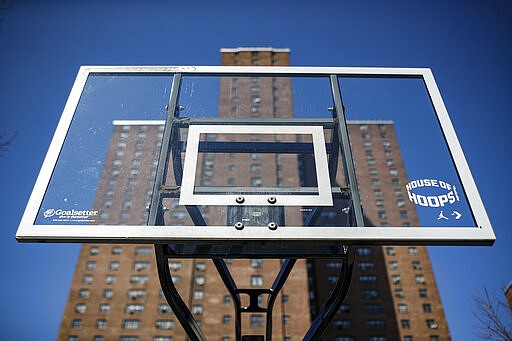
58, 48, 451, 341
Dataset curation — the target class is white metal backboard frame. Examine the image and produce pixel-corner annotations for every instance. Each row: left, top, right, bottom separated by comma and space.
16, 66, 495, 245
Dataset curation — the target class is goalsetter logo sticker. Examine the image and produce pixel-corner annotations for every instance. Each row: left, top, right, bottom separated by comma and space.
406, 179, 460, 208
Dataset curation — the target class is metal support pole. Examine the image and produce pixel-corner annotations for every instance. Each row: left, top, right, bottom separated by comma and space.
155, 244, 206, 341
330, 75, 365, 228
303, 250, 355, 340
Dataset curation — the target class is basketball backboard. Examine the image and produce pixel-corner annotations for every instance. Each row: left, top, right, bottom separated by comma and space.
16, 66, 495, 246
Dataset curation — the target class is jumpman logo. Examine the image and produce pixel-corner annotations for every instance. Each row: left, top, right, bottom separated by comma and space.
437, 210, 448, 220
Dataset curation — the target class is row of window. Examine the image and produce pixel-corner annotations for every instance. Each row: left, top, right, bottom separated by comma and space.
71, 318, 175, 330
334, 336, 440, 341
85, 261, 150, 271
75, 303, 174, 315
69, 336, 172, 341
333, 318, 438, 330
89, 246, 153, 256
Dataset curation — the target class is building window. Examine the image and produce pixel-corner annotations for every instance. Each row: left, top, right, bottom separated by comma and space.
375, 199, 384, 207
195, 276, 205, 286
68, 336, 78, 341
412, 261, 422, 270
86, 261, 97, 271
386, 247, 395, 255
364, 304, 384, 313
251, 275, 263, 287
125, 304, 144, 314
366, 150, 374, 157
400, 319, 411, 329
191, 305, 203, 315
404, 337, 414, 341
248, 314, 263, 327
251, 177, 262, 186
400, 210, 408, 219
327, 261, 343, 269
358, 261, 375, 270
196, 262, 206, 271
154, 337, 173, 341
122, 319, 141, 329
356, 247, 373, 255
120, 337, 139, 341
394, 289, 405, 298
83, 275, 93, 285
362, 289, 379, 299
75, 303, 86, 314
367, 319, 385, 329
369, 169, 378, 175
389, 169, 398, 175
396, 199, 405, 207
426, 319, 438, 329
130, 275, 148, 284
155, 319, 175, 330
371, 178, 380, 186
194, 290, 204, 300
389, 261, 398, 270
96, 319, 107, 329
223, 315, 232, 324
335, 337, 354, 341
397, 304, 408, 313
373, 188, 382, 196
408, 247, 418, 255
419, 289, 429, 298
103, 289, 113, 299
224, 295, 232, 303
338, 304, 350, 313
99, 304, 110, 313
71, 319, 82, 329
171, 275, 181, 284
79, 289, 90, 298
93, 336, 104, 341
111, 246, 122, 255
109, 261, 120, 271
392, 275, 401, 285
128, 289, 146, 299
423, 303, 433, 313
333, 319, 352, 329
250, 163, 262, 172
90, 246, 100, 255
378, 211, 387, 219
135, 246, 153, 256
359, 275, 377, 283
416, 275, 426, 284
429, 336, 439, 341
133, 261, 150, 271
250, 259, 263, 268
105, 275, 116, 284
283, 315, 291, 324
158, 304, 173, 314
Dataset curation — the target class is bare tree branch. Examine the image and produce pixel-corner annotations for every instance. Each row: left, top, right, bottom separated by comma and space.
0, 131, 17, 156
473, 287, 512, 341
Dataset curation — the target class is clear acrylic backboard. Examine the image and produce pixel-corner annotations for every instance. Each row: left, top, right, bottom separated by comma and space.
16, 66, 495, 245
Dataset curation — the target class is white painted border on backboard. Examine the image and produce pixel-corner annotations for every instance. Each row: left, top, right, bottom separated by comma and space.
179, 125, 333, 206
15, 66, 495, 245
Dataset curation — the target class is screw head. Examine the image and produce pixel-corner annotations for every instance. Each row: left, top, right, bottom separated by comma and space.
234, 222, 244, 230
267, 222, 277, 230
235, 196, 245, 204
267, 197, 277, 204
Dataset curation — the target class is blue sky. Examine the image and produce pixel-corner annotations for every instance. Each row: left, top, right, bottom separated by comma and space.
0, 0, 511, 340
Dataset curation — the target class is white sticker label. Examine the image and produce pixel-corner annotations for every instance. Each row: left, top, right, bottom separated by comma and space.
43, 208, 98, 223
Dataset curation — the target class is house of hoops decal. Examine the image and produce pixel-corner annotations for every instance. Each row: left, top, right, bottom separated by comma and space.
405, 178, 465, 221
